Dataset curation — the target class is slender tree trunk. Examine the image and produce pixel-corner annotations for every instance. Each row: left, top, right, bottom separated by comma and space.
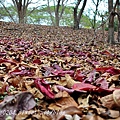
117, 0, 120, 42
78, 0, 87, 25
47, 0, 55, 25
73, 0, 87, 29
101, 16, 105, 40
55, 0, 60, 26
93, 0, 99, 29
73, 7, 79, 29
73, 0, 81, 29
108, 0, 115, 44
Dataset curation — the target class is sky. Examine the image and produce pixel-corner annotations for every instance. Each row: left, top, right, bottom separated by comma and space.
5, 0, 108, 12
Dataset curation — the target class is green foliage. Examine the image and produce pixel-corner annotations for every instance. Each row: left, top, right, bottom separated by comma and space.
0, 4, 102, 29
0, 5, 17, 21
29, 6, 92, 27
81, 15, 92, 28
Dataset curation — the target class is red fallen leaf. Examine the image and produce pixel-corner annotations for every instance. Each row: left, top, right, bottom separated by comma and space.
95, 78, 108, 89
0, 59, 17, 65
56, 85, 86, 93
56, 85, 74, 93
33, 59, 41, 65
96, 66, 113, 73
72, 82, 96, 91
34, 78, 55, 99
74, 70, 86, 82
38, 50, 48, 55
77, 51, 86, 56
53, 64, 62, 71
85, 52, 91, 58
95, 87, 113, 94
84, 70, 96, 83
72, 82, 113, 94
0, 52, 6, 56
15, 47, 25, 51
106, 68, 120, 75
52, 70, 74, 77
101, 50, 113, 56
86, 59, 100, 67
25, 51, 33, 57
9, 68, 33, 76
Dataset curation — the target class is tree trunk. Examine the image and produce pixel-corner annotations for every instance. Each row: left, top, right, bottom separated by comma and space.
18, 10, 26, 23
73, 0, 87, 29
117, 0, 120, 42
108, 13, 115, 44
12, 0, 28, 24
108, 0, 115, 44
73, 7, 79, 29
92, 0, 99, 29
78, 0, 87, 25
55, 0, 60, 26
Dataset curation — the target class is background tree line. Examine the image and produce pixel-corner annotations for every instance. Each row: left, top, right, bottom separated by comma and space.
0, 0, 120, 44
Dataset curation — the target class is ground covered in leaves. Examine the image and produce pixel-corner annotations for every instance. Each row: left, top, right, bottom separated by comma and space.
0, 21, 120, 120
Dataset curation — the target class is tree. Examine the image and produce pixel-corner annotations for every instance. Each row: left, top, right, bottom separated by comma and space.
46, 0, 68, 26
107, 0, 115, 44
91, 0, 102, 29
117, 0, 120, 42
73, 0, 87, 29
0, 1, 16, 22
107, 0, 119, 44
11, 0, 32, 23
0, 0, 41, 24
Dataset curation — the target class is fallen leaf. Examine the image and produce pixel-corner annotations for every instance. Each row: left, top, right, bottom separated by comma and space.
48, 95, 78, 111
0, 92, 36, 120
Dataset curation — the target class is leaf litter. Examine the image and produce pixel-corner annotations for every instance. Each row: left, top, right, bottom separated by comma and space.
0, 21, 120, 120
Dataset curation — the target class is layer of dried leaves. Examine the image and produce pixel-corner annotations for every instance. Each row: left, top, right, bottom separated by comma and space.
0, 21, 120, 120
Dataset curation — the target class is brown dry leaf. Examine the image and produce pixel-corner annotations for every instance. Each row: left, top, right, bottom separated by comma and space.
113, 90, 120, 107
55, 106, 82, 120
25, 81, 44, 99
101, 89, 120, 109
65, 56, 72, 62
65, 74, 79, 88
3, 74, 11, 81
55, 91, 69, 98
29, 87, 44, 99
8, 75, 22, 87
96, 108, 119, 119
82, 114, 104, 120
64, 114, 81, 120
108, 110, 120, 118
15, 113, 28, 120
48, 95, 78, 111
78, 95, 90, 108
33, 113, 52, 120
101, 93, 115, 109
15, 110, 36, 120
20, 61, 38, 69
16, 110, 52, 120
55, 77, 68, 86
0, 81, 8, 94
35, 68, 43, 77
107, 74, 120, 82
96, 108, 107, 115
108, 117, 120, 120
